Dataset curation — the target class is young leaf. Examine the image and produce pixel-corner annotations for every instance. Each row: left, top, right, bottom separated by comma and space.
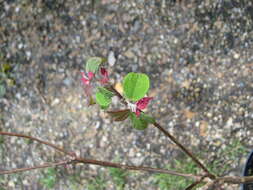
95, 87, 114, 109
107, 109, 130, 122
130, 112, 148, 130
140, 113, 155, 124
97, 86, 114, 99
86, 57, 103, 73
123, 72, 150, 101
95, 91, 111, 108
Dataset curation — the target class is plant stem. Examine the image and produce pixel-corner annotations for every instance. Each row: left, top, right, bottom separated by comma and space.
0, 131, 202, 180
185, 175, 207, 190
0, 160, 69, 175
153, 122, 214, 179
74, 157, 201, 179
109, 85, 214, 178
0, 131, 72, 156
1, 132, 253, 186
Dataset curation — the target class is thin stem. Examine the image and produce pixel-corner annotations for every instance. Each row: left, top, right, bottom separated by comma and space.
109, 85, 214, 178
108, 85, 127, 105
185, 175, 207, 190
0, 132, 72, 156
0, 160, 69, 175
2, 131, 253, 186
153, 122, 214, 178
0, 131, 202, 181
218, 176, 253, 184
74, 157, 201, 180
185, 182, 200, 190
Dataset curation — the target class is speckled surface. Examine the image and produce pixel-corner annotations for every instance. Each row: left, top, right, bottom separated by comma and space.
0, 0, 253, 189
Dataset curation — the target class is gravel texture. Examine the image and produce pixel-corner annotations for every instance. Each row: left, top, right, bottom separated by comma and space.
0, 0, 253, 189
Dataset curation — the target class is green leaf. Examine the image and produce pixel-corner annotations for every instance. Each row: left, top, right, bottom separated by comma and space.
123, 72, 150, 101
97, 87, 114, 99
130, 112, 148, 130
95, 87, 115, 109
95, 92, 111, 108
86, 57, 102, 73
140, 113, 155, 124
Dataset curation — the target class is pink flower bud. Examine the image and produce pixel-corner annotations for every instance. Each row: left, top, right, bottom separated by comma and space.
81, 71, 94, 85
100, 67, 109, 84
88, 72, 94, 80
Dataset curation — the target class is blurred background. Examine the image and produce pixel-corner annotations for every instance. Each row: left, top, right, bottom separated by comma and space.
0, 0, 253, 189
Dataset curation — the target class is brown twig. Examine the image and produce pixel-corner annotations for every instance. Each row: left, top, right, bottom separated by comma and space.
185, 182, 201, 190
197, 180, 215, 190
74, 157, 202, 179
185, 175, 207, 190
0, 160, 70, 175
217, 176, 253, 184
0, 131, 202, 181
0, 131, 72, 156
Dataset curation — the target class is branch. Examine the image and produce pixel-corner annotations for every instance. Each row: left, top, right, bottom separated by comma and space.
0, 131, 73, 157
185, 175, 207, 190
1, 131, 253, 187
0, 160, 70, 175
0, 131, 202, 181
197, 179, 225, 190
218, 176, 253, 184
74, 157, 202, 180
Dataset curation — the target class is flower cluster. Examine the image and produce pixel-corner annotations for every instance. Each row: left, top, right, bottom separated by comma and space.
81, 67, 109, 105
81, 67, 109, 86
81, 58, 153, 119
